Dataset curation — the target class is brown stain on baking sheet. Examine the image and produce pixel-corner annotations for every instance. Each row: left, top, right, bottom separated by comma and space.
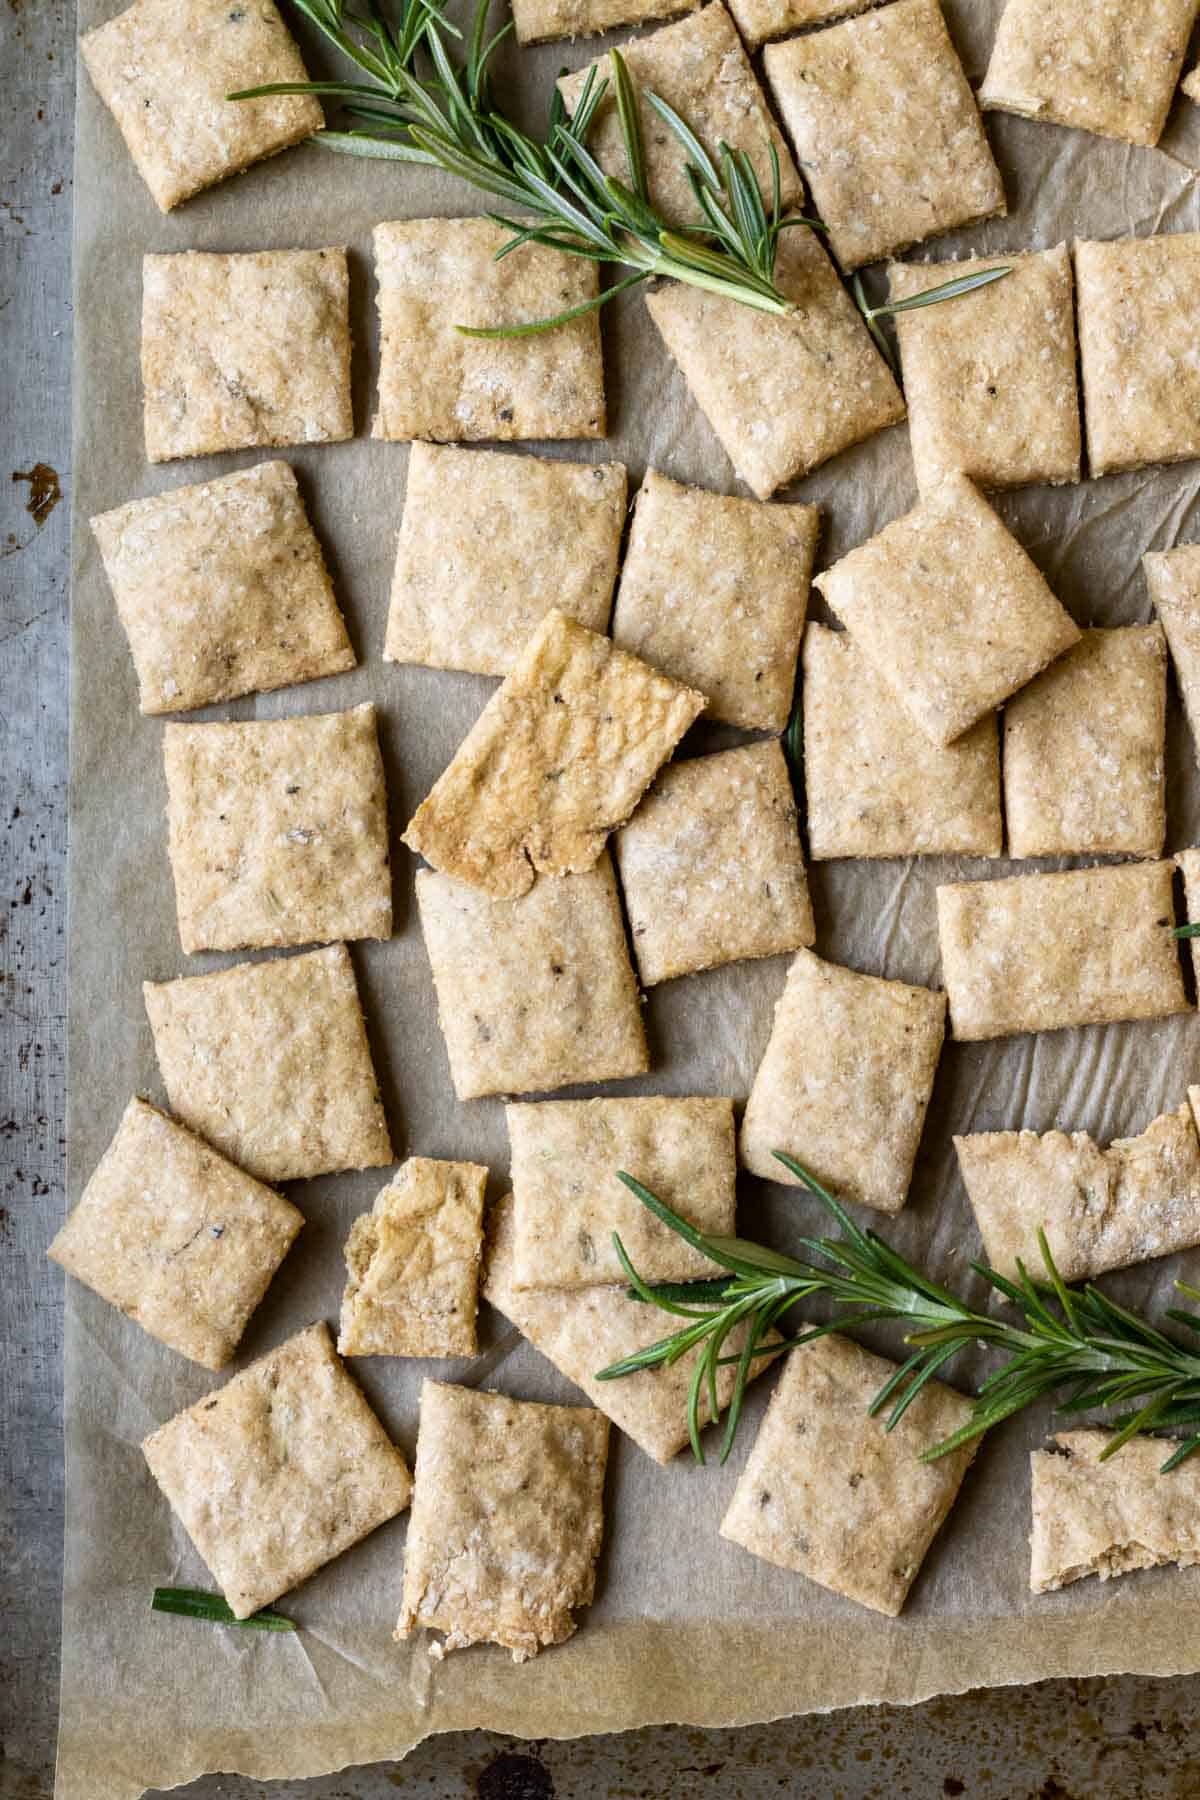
11, 462, 61, 527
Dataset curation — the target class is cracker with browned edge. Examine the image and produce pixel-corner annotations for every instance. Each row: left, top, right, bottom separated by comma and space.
1003, 626, 1167, 859
936, 862, 1188, 1042
645, 224, 904, 500
403, 609, 704, 899
385, 445, 625, 677
890, 247, 1080, 493
507, 1095, 736, 1288
142, 249, 352, 462
1031, 1431, 1200, 1594
764, 0, 1004, 273
90, 462, 354, 715
614, 741, 814, 986
144, 943, 393, 1182
955, 1101, 1200, 1282
981, 0, 1199, 148
81, 0, 322, 212
1145, 545, 1200, 759
164, 704, 391, 954
48, 1096, 302, 1371
338, 1157, 488, 1359
143, 1322, 412, 1618
558, 5, 801, 227
372, 219, 604, 443
721, 1334, 977, 1615
610, 471, 818, 731
512, 0, 697, 44
814, 474, 1080, 746
802, 624, 1002, 860
739, 947, 945, 1215
415, 858, 647, 1101
396, 1380, 608, 1661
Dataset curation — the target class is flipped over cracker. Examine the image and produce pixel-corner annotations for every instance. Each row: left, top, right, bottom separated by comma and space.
936, 863, 1188, 1042
403, 609, 705, 898
48, 1096, 302, 1372
739, 947, 946, 1215
144, 943, 393, 1182
90, 462, 354, 715
396, 1380, 608, 1660
338, 1157, 489, 1359
721, 1334, 977, 1616
415, 858, 648, 1101
955, 1101, 1200, 1282
1031, 1431, 1200, 1594
507, 1095, 736, 1288
143, 1322, 412, 1618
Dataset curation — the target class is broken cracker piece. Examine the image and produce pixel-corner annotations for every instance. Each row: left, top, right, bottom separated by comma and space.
415, 857, 647, 1101
507, 1095, 736, 1288
403, 609, 704, 899
143, 1322, 412, 1618
48, 1096, 302, 1372
721, 1333, 977, 1616
739, 947, 945, 1215
396, 1379, 608, 1661
936, 862, 1188, 1042
613, 740, 814, 986
1030, 1430, 1200, 1594
338, 1157, 488, 1359
143, 943, 393, 1182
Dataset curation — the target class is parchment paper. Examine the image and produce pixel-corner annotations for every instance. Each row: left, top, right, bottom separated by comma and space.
60, 3, 1200, 1794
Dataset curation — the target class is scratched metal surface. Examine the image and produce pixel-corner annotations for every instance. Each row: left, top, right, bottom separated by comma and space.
4, 4, 1200, 1798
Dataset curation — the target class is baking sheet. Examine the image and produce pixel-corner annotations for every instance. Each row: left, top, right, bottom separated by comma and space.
60, 2, 1200, 1795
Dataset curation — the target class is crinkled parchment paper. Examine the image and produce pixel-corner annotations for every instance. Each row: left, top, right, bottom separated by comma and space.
60, 2, 1200, 1794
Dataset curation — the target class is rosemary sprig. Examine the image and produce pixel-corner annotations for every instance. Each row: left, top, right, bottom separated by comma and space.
851, 265, 1012, 372
151, 1586, 298, 1631
598, 1156, 1200, 1472
233, 0, 1011, 335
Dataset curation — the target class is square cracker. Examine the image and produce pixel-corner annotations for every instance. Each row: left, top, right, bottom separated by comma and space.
955, 1101, 1200, 1284
813, 474, 1080, 747
512, 0, 698, 45
483, 1194, 777, 1463
610, 470, 819, 731
720, 1334, 977, 1616
143, 1322, 412, 1618
48, 1096, 302, 1372
338, 1157, 488, 1359
403, 609, 704, 899
81, 0, 322, 213
613, 740, 815, 986
1076, 234, 1200, 478
372, 218, 605, 444
802, 625, 1002, 860
90, 462, 354, 715
739, 947, 945, 1215
396, 1379, 608, 1661
507, 1095, 736, 1288
1146, 547, 1200, 760
144, 943, 394, 1182
646, 225, 904, 501
557, 5, 802, 227
385, 445, 625, 677
1030, 1430, 1200, 1594
1003, 626, 1167, 859
936, 862, 1188, 1042
142, 249, 352, 462
889, 247, 1081, 493
981, 0, 1199, 149
764, 0, 1005, 274
415, 857, 648, 1101
164, 704, 392, 954
727, 0, 875, 54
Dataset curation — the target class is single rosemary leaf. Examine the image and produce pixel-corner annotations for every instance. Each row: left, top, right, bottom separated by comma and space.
1173, 922, 1200, 938
151, 1586, 298, 1631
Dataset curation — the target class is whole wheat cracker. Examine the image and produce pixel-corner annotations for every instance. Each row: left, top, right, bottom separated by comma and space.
144, 943, 393, 1182
1177, 851, 1200, 984
1030, 1431, 1200, 1594
396, 1379, 608, 1661
1145, 545, 1200, 758
403, 609, 705, 899
512, 0, 697, 44
48, 1096, 302, 1372
385, 445, 625, 677
143, 1322, 412, 1618
727, 0, 875, 53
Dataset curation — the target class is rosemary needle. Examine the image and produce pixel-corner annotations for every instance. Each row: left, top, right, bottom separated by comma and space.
598, 1156, 1200, 1473
151, 1586, 298, 1631
852, 265, 1012, 373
